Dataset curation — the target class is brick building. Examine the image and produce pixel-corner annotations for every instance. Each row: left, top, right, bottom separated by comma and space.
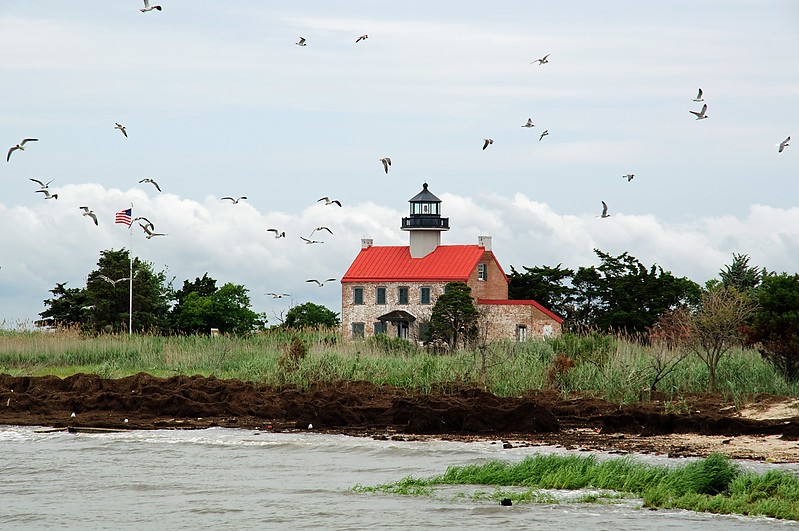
340, 183, 563, 342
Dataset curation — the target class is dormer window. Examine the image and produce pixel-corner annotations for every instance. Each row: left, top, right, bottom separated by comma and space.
477, 263, 487, 281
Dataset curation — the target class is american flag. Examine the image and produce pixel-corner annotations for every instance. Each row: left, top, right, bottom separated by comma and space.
115, 208, 132, 227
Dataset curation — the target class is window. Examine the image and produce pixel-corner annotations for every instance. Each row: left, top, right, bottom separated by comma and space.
420, 287, 431, 305
516, 325, 527, 342
477, 263, 487, 281
374, 322, 387, 335
353, 287, 363, 305
376, 287, 386, 305
398, 286, 409, 304
351, 322, 364, 339
543, 324, 554, 338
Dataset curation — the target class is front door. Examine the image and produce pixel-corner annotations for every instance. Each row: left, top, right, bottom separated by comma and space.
397, 320, 409, 339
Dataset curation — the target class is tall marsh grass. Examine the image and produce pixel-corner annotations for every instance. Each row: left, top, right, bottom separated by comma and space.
0, 328, 797, 400
353, 453, 799, 520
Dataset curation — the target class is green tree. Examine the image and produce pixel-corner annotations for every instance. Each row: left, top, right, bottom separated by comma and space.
170, 274, 265, 334
572, 250, 701, 334
718, 253, 764, 294
84, 249, 171, 333
427, 282, 479, 349
283, 302, 340, 329
508, 264, 574, 317
748, 273, 799, 382
39, 282, 90, 328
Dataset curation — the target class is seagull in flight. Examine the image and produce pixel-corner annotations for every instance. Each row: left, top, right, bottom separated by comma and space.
36, 189, 58, 200
139, 222, 166, 239
539, 130, 549, 142
7, 138, 38, 162
599, 201, 611, 218
318, 197, 342, 207
267, 228, 286, 238
380, 157, 391, 174
778, 136, 790, 153
98, 274, 129, 287
622, 173, 634, 182
139, 178, 162, 192
306, 278, 336, 287
140, 0, 162, 12
482, 138, 494, 150
134, 216, 155, 231
301, 236, 324, 245
30, 178, 54, 190
114, 123, 128, 137
531, 54, 549, 65
79, 206, 98, 226
310, 226, 333, 237
222, 196, 247, 204
521, 118, 535, 128
693, 88, 704, 102
266, 292, 291, 298
356, 34, 368, 43
690, 103, 708, 120
296, 37, 307, 46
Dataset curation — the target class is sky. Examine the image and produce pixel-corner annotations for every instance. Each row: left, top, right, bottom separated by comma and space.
0, 1, 797, 327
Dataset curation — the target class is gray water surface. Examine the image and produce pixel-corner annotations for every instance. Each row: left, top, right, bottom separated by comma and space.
1, 426, 796, 530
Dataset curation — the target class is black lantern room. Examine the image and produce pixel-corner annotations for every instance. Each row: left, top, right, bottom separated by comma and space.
401, 183, 450, 231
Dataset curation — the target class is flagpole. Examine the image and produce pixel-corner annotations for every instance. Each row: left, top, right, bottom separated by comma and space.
128, 202, 133, 336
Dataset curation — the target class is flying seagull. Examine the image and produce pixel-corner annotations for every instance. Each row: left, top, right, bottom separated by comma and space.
139, 222, 166, 239
140, 0, 162, 12
778, 136, 790, 153
599, 201, 610, 218
356, 34, 368, 43
36, 189, 58, 200
222, 196, 247, 204
296, 37, 307, 46
539, 130, 549, 142
266, 292, 291, 298
521, 118, 535, 128
310, 226, 333, 237
134, 216, 154, 231
306, 278, 336, 287
267, 228, 286, 238
7, 138, 38, 162
318, 197, 342, 206
380, 157, 391, 174
139, 178, 162, 192
301, 236, 324, 245
622, 173, 634, 182
114, 123, 128, 137
690, 103, 708, 120
483, 138, 494, 150
79, 206, 98, 226
693, 88, 704, 102
30, 178, 54, 190
531, 54, 549, 65
98, 274, 129, 287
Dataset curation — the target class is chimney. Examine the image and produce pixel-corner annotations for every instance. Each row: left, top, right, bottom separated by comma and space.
361, 238, 373, 249
478, 235, 492, 251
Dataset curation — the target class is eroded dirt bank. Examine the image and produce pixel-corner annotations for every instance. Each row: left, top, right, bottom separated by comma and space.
1, 373, 797, 462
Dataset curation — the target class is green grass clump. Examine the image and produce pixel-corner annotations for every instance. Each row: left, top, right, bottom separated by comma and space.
353, 453, 799, 521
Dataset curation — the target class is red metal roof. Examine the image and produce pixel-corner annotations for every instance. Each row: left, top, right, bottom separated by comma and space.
342, 245, 488, 283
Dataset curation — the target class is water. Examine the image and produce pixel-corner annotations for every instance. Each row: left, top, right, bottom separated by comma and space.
1, 426, 797, 530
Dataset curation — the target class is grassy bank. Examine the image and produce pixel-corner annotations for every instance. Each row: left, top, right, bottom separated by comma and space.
0, 328, 797, 401
353, 453, 799, 520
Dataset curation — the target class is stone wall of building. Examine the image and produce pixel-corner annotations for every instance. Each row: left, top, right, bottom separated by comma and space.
477, 302, 562, 342
466, 251, 509, 300
341, 280, 447, 340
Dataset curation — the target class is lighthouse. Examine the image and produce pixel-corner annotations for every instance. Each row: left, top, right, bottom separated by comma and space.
400, 182, 449, 258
